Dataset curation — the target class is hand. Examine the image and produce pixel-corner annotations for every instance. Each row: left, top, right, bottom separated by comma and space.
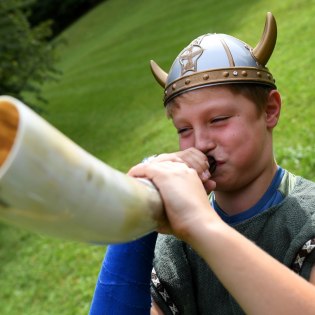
145, 148, 215, 193
128, 161, 217, 239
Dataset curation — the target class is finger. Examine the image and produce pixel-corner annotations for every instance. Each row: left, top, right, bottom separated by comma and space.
204, 179, 217, 194
128, 160, 180, 180
128, 163, 151, 178
177, 148, 209, 175
153, 153, 183, 163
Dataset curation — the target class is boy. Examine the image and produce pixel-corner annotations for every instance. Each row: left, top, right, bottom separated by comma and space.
89, 12, 315, 314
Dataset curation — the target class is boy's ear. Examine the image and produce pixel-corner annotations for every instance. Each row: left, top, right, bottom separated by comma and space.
265, 90, 281, 128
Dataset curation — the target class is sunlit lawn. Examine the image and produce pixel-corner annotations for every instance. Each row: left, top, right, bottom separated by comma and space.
1, 0, 315, 314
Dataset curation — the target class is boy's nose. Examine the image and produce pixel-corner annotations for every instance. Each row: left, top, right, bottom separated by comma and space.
194, 130, 215, 153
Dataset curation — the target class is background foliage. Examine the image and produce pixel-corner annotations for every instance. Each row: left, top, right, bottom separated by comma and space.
29, 0, 105, 38
0, 0, 104, 108
0, 0, 59, 108
0, 0, 314, 314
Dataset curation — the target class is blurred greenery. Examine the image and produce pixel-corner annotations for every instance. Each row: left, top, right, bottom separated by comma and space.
0, 0, 59, 109
29, 0, 105, 38
0, 0, 315, 314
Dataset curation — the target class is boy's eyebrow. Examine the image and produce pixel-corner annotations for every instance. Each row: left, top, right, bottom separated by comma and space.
172, 117, 189, 126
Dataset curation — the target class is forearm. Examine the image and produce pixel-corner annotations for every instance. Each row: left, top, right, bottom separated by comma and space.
186, 218, 315, 315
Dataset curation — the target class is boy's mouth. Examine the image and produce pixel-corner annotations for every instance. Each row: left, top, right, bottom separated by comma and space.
207, 156, 217, 174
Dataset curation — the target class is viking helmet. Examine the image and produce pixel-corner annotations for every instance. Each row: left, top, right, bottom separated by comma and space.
150, 12, 277, 105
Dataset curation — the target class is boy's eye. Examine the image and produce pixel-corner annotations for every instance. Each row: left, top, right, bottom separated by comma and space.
177, 127, 190, 134
211, 116, 230, 123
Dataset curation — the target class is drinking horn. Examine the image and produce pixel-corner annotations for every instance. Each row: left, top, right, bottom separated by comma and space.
0, 96, 164, 244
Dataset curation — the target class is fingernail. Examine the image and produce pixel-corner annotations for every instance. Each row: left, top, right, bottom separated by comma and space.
201, 170, 210, 181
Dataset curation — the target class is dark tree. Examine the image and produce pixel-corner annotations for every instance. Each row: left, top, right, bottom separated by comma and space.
29, 0, 105, 38
0, 0, 59, 110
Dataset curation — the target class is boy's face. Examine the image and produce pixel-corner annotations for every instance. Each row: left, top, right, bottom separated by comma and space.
171, 86, 276, 192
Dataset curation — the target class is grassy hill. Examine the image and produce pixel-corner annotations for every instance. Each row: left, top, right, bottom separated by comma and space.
1, 0, 315, 314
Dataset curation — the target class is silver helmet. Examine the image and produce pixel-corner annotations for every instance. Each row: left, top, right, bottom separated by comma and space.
150, 12, 277, 105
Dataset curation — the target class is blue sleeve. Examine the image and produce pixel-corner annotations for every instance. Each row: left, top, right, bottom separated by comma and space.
89, 232, 157, 315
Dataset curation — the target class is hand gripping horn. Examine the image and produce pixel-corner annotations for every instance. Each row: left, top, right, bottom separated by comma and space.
150, 12, 277, 105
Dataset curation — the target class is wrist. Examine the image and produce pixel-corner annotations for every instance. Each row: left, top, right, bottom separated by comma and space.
175, 208, 224, 243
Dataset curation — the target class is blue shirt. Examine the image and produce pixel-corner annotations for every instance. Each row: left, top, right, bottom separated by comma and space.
211, 167, 285, 225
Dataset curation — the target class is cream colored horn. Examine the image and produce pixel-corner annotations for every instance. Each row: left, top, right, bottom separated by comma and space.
0, 96, 164, 244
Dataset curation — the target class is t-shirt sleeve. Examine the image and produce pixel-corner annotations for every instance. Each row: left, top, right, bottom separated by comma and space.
291, 238, 315, 280
150, 234, 198, 315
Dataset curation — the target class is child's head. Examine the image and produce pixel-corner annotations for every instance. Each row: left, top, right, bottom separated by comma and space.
149, 13, 281, 192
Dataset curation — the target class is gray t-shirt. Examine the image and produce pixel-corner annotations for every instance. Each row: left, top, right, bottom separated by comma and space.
151, 172, 315, 314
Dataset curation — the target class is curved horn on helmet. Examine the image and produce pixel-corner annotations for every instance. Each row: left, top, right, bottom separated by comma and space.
252, 12, 277, 66
150, 60, 168, 87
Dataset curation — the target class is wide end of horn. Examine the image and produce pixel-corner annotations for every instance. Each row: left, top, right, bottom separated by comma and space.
150, 60, 167, 88
0, 99, 19, 167
252, 12, 277, 66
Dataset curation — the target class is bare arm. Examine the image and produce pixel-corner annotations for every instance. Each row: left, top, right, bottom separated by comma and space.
188, 217, 315, 315
129, 161, 315, 315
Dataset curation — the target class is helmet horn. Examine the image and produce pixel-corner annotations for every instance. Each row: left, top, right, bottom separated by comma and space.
150, 60, 168, 87
252, 12, 277, 66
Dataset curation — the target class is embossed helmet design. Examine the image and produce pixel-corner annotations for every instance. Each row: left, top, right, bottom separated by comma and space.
150, 12, 277, 105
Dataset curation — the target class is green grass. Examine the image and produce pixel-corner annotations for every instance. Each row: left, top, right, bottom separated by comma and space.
1, 0, 315, 314
0, 225, 104, 315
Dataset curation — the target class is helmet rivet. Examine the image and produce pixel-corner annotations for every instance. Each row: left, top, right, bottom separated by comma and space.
203, 74, 209, 80
172, 83, 177, 90
223, 71, 229, 77
267, 74, 271, 79
257, 71, 262, 77
185, 78, 191, 85
242, 71, 248, 77
233, 71, 238, 76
